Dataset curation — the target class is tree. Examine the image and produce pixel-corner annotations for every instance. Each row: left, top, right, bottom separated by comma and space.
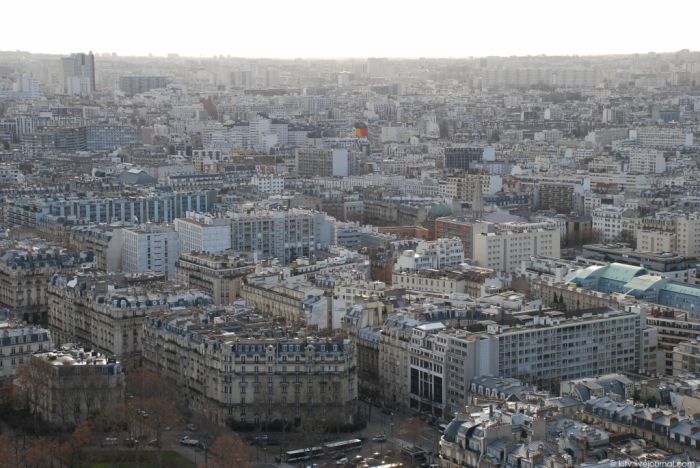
127, 367, 166, 400
0, 433, 19, 468
13, 358, 54, 429
209, 433, 251, 468
59, 421, 93, 467
93, 402, 128, 434
25, 438, 60, 468
137, 396, 182, 468
399, 416, 425, 447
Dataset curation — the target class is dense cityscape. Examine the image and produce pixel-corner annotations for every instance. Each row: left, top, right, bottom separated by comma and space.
0, 47, 700, 467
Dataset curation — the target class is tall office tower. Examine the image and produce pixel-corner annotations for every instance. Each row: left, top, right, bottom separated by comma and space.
61, 51, 96, 95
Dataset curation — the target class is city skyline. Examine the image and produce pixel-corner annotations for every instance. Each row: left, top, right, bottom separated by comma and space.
4, 0, 700, 58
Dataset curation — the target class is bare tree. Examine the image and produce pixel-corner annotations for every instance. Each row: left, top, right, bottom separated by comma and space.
0, 433, 21, 468
59, 421, 93, 467
13, 358, 54, 428
209, 433, 251, 468
399, 416, 425, 447
137, 396, 182, 468
25, 438, 60, 468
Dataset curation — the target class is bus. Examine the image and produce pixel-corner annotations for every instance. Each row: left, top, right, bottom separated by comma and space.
323, 438, 363, 453
277, 446, 324, 463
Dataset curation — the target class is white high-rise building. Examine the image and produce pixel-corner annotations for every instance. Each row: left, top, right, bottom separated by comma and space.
227, 209, 335, 264
122, 225, 180, 280
472, 222, 560, 273
676, 214, 700, 259
175, 213, 231, 255
627, 148, 666, 174
61, 52, 95, 96
631, 127, 693, 149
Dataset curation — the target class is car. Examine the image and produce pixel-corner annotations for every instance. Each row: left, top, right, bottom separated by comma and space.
335, 458, 348, 465
180, 436, 199, 446
124, 437, 138, 447
371, 435, 387, 443
353, 455, 364, 462
148, 438, 159, 447
186, 423, 197, 431
253, 434, 269, 444
102, 437, 118, 447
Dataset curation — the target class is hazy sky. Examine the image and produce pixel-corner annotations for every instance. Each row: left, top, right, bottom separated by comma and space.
4, 0, 700, 58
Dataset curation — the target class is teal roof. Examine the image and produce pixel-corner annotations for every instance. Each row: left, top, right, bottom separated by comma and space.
662, 282, 700, 298
600, 263, 647, 283
430, 204, 452, 217
623, 275, 665, 292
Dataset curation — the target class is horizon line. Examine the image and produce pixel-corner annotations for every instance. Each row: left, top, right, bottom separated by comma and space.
1, 48, 698, 61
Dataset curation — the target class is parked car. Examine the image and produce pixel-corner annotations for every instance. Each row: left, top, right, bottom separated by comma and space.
335, 457, 348, 465
371, 434, 387, 443
186, 423, 197, 431
180, 436, 199, 446
102, 437, 118, 447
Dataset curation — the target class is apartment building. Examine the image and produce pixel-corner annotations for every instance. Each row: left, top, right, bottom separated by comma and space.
537, 182, 576, 213
227, 209, 335, 265
472, 222, 560, 273
627, 147, 666, 174
241, 274, 346, 330
17, 346, 125, 427
441, 174, 502, 200
489, 311, 656, 391
69, 224, 127, 272
141, 309, 358, 427
444, 145, 493, 170
0, 246, 78, 324
672, 340, 700, 376
435, 217, 475, 258
5, 190, 216, 227
296, 147, 353, 177
47, 274, 211, 367
408, 322, 448, 418
175, 252, 254, 305
174, 212, 232, 254
676, 214, 700, 259
0, 321, 52, 386
379, 314, 421, 409
645, 307, 700, 376
119, 75, 168, 95
86, 125, 137, 151
394, 238, 464, 272
631, 127, 693, 149
392, 270, 466, 296
250, 175, 285, 193
592, 206, 627, 242
122, 224, 180, 280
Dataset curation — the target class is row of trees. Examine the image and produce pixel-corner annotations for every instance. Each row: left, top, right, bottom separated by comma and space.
6, 363, 251, 468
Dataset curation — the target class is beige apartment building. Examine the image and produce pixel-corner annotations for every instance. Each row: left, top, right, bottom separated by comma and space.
176, 252, 254, 305
142, 309, 358, 427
